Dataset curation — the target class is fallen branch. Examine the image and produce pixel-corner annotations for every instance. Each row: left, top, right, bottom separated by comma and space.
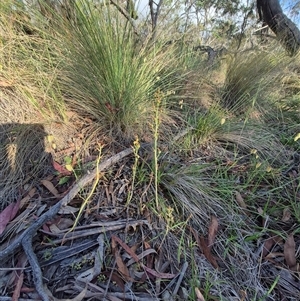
0, 147, 133, 300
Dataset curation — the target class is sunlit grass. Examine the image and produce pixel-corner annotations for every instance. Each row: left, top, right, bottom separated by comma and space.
0, 1, 66, 120
221, 50, 287, 115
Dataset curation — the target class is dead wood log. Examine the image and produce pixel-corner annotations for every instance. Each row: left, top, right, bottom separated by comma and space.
257, 0, 300, 56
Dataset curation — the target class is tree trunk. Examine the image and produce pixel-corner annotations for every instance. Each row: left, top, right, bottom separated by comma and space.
257, 0, 300, 56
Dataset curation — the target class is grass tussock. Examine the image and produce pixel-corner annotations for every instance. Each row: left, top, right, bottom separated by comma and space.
48, 0, 182, 142
221, 50, 288, 115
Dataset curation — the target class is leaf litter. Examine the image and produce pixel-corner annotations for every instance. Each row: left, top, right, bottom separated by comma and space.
0, 147, 192, 300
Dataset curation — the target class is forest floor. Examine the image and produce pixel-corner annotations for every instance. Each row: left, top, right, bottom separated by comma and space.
0, 2, 300, 300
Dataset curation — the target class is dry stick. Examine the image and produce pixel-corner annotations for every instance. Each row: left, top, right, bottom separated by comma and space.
172, 261, 188, 296
22, 237, 49, 301
0, 147, 133, 300
110, 0, 139, 36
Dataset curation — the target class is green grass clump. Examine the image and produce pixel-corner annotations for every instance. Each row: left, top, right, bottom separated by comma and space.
49, 0, 181, 141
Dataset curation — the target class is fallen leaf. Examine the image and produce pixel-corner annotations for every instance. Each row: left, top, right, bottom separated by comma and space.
109, 181, 114, 194
200, 236, 219, 269
195, 287, 206, 301
112, 236, 132, 281
9, 200, 20, 221
130, 244, 138, 254
12, 271, 23, 301
20, 188, 36, 209
126, 248, 157, 267
102, 271, 125, 291
65, 164, 73, 172
53, 161, 72, 176
58, 206, 79, 215
112, 235, 175, 279
189, 226, 201, 247
42, 223, 50, 232
37, 204, 47, 216
112, 235, 139, 262
56, 218, 74, 230
12, 254, 27, 301
41, 179, 59, 197
49, 224, 62, 234
262, 235, 281, 258
0, 201, 20, 235
144, 241, 151, 249
284, 234, 297, 268
44, 284, 87, 301
189, 227, 218, 269
115, 251, 132, 280
208, 215, 218, 249
235, 191, 247, 209
282, 208, 291, 222
239, 290, 247, 301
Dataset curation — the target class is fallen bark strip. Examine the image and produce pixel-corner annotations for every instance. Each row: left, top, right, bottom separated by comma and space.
40, 219, 149, 245
0, 147, 133, 300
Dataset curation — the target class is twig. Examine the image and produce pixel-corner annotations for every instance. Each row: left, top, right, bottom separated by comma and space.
110, 0, 139, 36
0, 147, 133, 300
22, 237, 50, 301
172, 261, 188, 296
40, 219, 149, 244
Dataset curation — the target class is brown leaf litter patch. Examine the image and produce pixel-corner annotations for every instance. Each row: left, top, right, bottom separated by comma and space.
0, 147, 192, 301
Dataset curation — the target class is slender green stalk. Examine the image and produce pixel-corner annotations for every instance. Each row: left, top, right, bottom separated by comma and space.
153, 90, 163, 209
126, 136, 140, 206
